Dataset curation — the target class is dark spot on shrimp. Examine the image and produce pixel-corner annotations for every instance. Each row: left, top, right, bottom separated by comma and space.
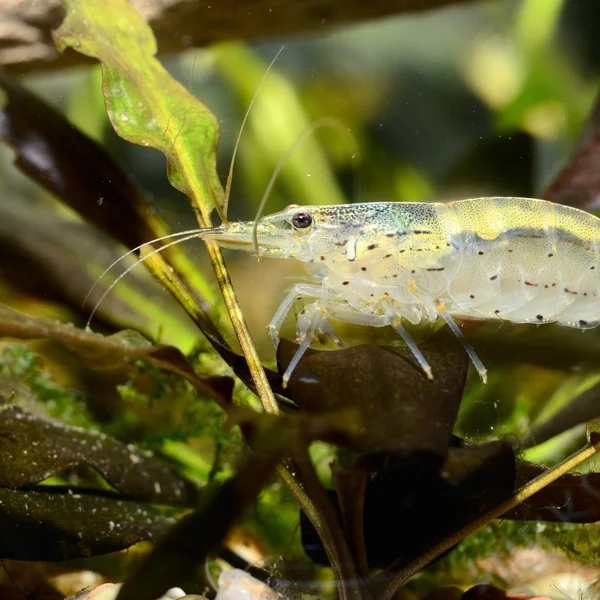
446, 243, 451, 247
525, 281, 537, 287
537, 315, 544, 321
399, 249, 406, 253
361, 267, 367, 271
386, 233, 395, 238
552, 283, 557, 287
544, 285, 549, 288
393, 274, 398, 278
413, 230, 432, 235
508, 249, 513, 253
320, 256, 326, 261
411, 270, 416, 274
494, 309, 500, 314
548, 253, 554, 257
470, 294, 475, 299
334, 240, 347, 247
478, 251, 484, 255
384, 254, 393, 259
584, 292, 588, 296
426, 267, 445, 272
367, 243, 377, 251
580, 319, 588, 326
490, 275, 498, 281
564, 287, 577, 295
591, 266, 596, 270
342, 281, 350, 286
435, 245, 440, 249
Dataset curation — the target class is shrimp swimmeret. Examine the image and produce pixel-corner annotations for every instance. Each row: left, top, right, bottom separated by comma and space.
90, 197, 600, 387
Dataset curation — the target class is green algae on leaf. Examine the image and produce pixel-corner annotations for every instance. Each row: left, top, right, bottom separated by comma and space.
0, 305, 234, 410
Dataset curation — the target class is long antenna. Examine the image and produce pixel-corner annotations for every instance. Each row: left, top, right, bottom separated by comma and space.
86, 232, 206, 329
223, 46, 285, 217
252, 117, 360, 253
82, 229, 206, 309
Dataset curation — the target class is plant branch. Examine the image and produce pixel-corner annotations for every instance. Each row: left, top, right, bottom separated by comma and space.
371, 440, 600, 600
3, 0, 489, 74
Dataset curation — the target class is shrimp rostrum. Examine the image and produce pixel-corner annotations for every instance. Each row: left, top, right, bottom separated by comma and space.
198, 196, 600, 386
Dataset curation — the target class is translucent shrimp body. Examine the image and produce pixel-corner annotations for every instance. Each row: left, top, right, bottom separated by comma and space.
206, 197, 600, 385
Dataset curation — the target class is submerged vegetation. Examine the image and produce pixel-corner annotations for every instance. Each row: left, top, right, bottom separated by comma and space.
2, 0, 600, 598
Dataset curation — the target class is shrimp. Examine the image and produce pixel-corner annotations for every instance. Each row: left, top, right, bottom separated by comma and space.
196, 196, 600, 386
82, 56, 600, 386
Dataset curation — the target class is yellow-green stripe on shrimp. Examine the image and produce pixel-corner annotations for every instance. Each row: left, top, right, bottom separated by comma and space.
201, 197, 600, 386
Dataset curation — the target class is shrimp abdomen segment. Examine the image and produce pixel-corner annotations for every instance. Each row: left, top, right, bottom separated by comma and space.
441, 197, 600, 326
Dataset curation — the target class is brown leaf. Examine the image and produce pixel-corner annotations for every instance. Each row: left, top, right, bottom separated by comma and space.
277, 335, 469, 456
0, 70, 157, 250
0, 305, 233, 409
115, 419, 289, 600
303, 440, 515, 569
506, 461, 600, 523
0, 486, 175, 561
0, 404, 197, 505
544, 91, 600, 211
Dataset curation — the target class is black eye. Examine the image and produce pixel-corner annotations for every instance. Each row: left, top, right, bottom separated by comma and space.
291, 211, 313, 229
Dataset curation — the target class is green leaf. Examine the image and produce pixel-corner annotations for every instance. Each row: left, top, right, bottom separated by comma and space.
0, 64, 219, 340
53, 0, 225, 224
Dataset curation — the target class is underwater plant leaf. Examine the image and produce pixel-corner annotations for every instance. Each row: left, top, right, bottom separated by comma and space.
0, 486, 175, 561
115, 420, 289, 600
0, 69, 156, 249
0, 403, 197, 506
544, 91, 600, 212
277, 334, 469, 456
0, 199, 200, 349
469, 320, 600, 373
302, 439, 515, 568
52, 1, 281, 416
461, 586, 549, 599
0, 305, 234, 410
521, 380, 600, 448
53, 0, 224, 223
0, 66, 219, 340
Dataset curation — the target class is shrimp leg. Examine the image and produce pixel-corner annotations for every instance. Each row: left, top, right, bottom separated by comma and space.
379, 297, 433, 380
438, 308, 487, 383
269, 284, 322, 348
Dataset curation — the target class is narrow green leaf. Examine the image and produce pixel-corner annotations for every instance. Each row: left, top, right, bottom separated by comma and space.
53, 0, 225, 223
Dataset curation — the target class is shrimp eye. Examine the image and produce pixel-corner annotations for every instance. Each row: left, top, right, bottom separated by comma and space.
291, 211, 313, 230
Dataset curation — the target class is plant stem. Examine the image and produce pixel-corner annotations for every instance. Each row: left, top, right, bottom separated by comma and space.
373, 440, 600, 600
